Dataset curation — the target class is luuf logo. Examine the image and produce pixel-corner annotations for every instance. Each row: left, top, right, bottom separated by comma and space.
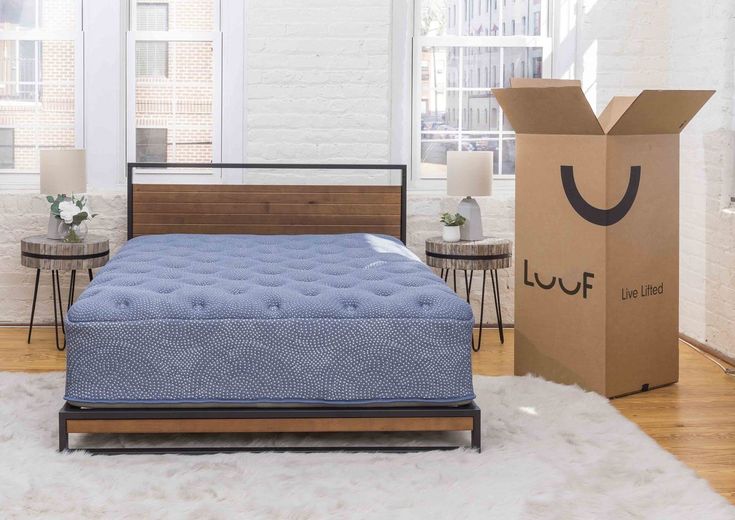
560, 165, 641, 226
523, 259, 595, 299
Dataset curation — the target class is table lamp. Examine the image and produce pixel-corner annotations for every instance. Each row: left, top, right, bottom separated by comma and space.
40, 149, 87, 239
447, 151, 493, 241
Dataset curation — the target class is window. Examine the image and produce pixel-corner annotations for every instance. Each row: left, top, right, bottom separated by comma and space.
0, 40, 38, 100
0, 0, 82, 176
128, 0, 221, 170
136, 128, 167, 162
136, 3, 168, 77
0, 0, 39, 28
415, 0, 551, 180
0, 0, 42, 99
0, 128, 14, 167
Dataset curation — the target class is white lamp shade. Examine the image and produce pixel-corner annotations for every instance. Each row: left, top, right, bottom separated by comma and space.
39, 149, 87, 195
446, 151, 493, 197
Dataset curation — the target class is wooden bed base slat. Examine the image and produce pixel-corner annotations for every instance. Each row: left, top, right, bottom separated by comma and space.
59, 402, 482, 453
67, 416, 474, 434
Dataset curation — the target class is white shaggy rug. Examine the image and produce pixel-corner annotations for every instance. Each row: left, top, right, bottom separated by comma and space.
0, 373, 733, 519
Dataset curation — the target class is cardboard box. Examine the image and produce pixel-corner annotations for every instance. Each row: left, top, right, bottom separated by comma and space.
494, 80, 713, 397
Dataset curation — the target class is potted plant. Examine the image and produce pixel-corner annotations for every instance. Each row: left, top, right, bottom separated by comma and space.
47, 194, 98, 243
440, 212, 466, 242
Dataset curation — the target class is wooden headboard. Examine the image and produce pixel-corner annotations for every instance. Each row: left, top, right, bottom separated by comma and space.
127, 163, 407, 243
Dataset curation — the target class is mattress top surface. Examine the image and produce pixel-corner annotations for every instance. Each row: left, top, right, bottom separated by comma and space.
68, 234, 473, 323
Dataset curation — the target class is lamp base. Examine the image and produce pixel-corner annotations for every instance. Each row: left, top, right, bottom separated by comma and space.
457, 196, 484, 241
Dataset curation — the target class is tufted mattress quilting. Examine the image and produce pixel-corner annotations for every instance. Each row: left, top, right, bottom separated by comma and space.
64, 234, 475, 407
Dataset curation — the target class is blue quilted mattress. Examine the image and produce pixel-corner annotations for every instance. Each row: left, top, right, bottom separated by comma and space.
65, 233, 475, 407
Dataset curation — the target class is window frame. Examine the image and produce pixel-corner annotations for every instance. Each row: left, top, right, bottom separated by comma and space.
126, 0, 223, 181
0, 0, 84, 188
0, 127, 15, 168
411, 0, 552, 191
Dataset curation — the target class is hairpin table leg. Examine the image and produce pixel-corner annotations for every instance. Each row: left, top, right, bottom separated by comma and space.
475, 270, 487, 352
53, 270, 66, 351
67, 269, 76, 310
463, 270, 475, 303
490, 269, 504, 344
51, 271, 60, 351
27, 269, 40, 344
464, 270, 477, 351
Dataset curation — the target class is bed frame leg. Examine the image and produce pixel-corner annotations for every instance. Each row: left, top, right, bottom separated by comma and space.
471, 409, 481, 452
58, 413, 69, 452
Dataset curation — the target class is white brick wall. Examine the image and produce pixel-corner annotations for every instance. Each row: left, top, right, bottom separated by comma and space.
246, 0, 392, 163
2, 0, 733, 361
579, 0, 735, 360
668, 0, 735, 359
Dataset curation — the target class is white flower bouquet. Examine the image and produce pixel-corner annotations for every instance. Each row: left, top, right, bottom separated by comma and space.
46, 194, 98, 242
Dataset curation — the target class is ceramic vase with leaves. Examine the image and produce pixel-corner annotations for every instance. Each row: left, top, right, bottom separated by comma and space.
46, 194, 97, 243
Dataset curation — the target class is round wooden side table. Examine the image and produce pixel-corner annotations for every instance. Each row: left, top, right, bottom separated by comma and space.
425, 236, 512, 351
21, 234, 110, 351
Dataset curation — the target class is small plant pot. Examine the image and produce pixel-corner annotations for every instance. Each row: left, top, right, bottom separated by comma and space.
442, 225, 461, 242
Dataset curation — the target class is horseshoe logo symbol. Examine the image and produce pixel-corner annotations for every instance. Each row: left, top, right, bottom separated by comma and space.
560, 165, 641, 226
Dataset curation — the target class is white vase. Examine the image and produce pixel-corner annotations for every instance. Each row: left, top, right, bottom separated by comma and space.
47, 214, 69, 240
442, 225, 461, 242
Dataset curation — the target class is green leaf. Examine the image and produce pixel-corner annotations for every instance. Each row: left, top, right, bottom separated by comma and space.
72, 212, 88, 225
46, 195, 54, 203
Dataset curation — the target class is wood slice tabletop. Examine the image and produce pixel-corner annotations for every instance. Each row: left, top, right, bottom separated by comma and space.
425, 236, 512, 270
21, 234, 110, 271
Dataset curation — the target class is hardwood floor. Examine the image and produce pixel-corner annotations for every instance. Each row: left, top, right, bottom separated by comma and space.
2, 325, 734, 502
0, 327, 66, 372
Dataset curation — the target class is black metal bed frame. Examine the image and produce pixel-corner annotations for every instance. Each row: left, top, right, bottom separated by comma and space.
58, 402, 482, 454
58, 163, 481, 454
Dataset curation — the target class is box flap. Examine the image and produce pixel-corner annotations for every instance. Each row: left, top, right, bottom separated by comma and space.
510, 78, 582, 88
493, 86, 604, 135
607, 90, 715, 135
598, 96, 637, 134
